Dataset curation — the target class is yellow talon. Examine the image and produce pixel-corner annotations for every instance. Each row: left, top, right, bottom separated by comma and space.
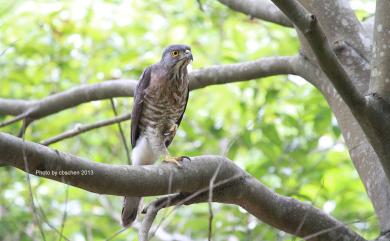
163, 155, 182, 167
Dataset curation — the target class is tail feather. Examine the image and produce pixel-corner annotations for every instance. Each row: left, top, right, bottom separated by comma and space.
121, 196, 142, 227
121, 135, 158, 227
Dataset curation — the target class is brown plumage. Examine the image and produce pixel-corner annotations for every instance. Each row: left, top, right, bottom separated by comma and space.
122, 44, 193, 227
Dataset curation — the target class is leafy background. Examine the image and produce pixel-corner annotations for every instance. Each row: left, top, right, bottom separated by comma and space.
0, 0, 378, 240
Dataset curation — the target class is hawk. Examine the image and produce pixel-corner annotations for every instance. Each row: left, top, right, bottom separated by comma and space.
122, 44, 193, 226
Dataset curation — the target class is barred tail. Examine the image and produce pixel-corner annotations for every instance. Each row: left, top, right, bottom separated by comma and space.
121, 135, 158, 226
121, 196, 142, 227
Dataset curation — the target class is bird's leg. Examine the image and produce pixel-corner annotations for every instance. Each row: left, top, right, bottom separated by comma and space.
163, 124, 178, 137
163, 124, 191, 167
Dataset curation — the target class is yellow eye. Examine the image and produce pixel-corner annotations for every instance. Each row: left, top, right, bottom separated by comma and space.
171, 50, 179, 57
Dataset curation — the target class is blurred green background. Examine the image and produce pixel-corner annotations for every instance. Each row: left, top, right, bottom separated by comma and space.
0, 0, 378, 240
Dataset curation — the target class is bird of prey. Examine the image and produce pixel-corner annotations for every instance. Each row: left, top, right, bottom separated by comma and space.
121, 44, 193, 227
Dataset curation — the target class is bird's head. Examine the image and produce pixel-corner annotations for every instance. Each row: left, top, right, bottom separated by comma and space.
161, 44, 193, 70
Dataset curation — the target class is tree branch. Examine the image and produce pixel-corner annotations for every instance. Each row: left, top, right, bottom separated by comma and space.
295, 54, 390, 232
40, 112, 131, 146
139, 202, 159, 241
0, 132, 366, 241
369, 0, 390, 102
0, 56, 299, 124
217, 0, 292, 27
363, 0, 390, 182
270, 0, 365, 112
362, 16, 374, 42
0, 80, 136, 120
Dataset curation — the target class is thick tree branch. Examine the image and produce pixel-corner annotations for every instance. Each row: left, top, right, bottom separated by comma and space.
217, 0, 292, 27
298, 0, 371, 59
292, 0, 371, 96
0, 132, 365, 241
369, 0, 390, 102
0, 99, 36, 116
270, 0, 365, 112
41, 113, 131, 146
0, 56, 298, 124
295, 55, 390, 232
285, 1, 390, 193
362, 16, 375, 41
189, 56, 297, 89
363, 0, 390, 182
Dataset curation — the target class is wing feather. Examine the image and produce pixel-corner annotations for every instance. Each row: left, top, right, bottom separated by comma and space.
131, 66, 152, 148
176, 87, 189, 128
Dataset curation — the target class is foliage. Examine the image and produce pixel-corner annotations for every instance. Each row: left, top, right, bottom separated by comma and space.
0, 0, 378, 240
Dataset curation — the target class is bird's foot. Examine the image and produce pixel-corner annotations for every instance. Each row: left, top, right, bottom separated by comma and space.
163, 155, 191, 167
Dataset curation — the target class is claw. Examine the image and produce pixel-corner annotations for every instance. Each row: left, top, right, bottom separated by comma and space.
181, 156, 191, 162
163, 155, 191, 167
163, 155, 183, 167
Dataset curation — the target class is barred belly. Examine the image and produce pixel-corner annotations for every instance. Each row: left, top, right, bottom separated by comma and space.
138, 87, 187, 157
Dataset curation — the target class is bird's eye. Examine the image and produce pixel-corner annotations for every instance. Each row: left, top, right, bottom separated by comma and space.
171, 50, 179, 57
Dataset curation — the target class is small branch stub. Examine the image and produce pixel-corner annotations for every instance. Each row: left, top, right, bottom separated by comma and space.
304, 13, 316, 33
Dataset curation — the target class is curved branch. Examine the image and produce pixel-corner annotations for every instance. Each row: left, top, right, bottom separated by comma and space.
0, 56, 299, 124
217, 0, 292, 27
0, 132, 365, 241
0, 80, 136, 118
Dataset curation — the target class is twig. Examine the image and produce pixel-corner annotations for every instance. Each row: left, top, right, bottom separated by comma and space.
20, 123, 70, 241
293, 178, 325, 240
21, 121, 46, 241
105, 227, 128, 241
41, 112, 131, 146
35, 202, 71, 241
148, 171, 174, 238
196, 0, 204, 11
0, 40, 17, 57
0, 111, 30, 128
208, 162, 223, 241
110, 99, 131, 165
17, 117, 33, 138
145, 173, 245, 240
58, 186, 69, 241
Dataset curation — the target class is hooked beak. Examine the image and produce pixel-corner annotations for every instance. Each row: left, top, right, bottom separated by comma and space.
185, 49, 193, 61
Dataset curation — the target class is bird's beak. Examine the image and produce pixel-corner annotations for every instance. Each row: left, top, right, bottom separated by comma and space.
185, 49, 193, 61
